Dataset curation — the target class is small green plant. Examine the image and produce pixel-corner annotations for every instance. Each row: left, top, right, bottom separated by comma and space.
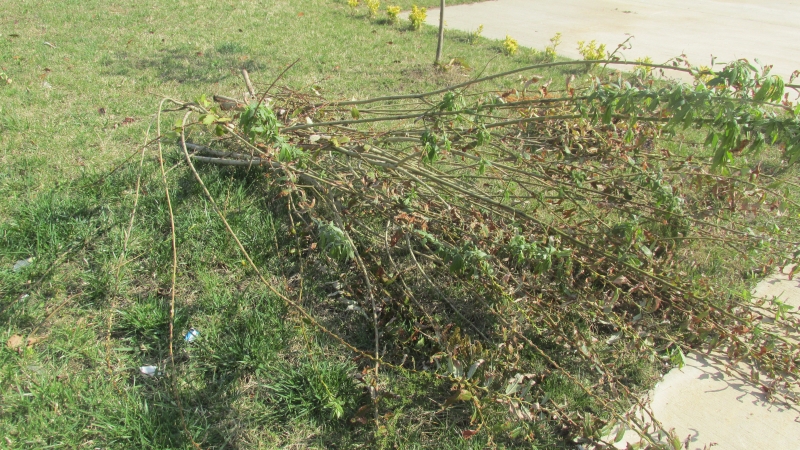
386, 5, 400, 24
503, 35, 519, 56
441, 242, 493, 276
365, 0, 380, 18
507, 234, 535, 266
504, 235, 566, 274
577, 40, 607, 69
277, 142, 306, 163
694, 65, 715, 84
437, 91, 466, 112
116, 294, 171, 336
318, 221, 354, 261
409, 5, 427, 31
264, 360, 360, 424
544, 32, 562, 62
468, 24, 484, 45
420, 130, 450, 164
240, 102, 280, 143
0, 71, 11, 85
634, 56, 654, 75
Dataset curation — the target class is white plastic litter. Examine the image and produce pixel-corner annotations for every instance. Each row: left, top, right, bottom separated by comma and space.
140, 365, 158, 376
13, 257, 34, 272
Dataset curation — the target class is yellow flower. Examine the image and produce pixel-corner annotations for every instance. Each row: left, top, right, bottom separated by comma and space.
386, 6, 401, 24
365, 0, 380, 18
409, 5, 427, 30
503, 35, 519, 56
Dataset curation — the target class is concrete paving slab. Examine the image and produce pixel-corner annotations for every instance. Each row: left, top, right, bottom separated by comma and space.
610, 353, 800, 449
420, 0, 800, 79
607, 267, 800, 449
753, 267, 800, 312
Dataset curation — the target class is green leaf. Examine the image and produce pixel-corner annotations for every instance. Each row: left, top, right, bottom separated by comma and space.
195, 93, 209, 108
477, 158, 488, 175
614, 425, 627, 443
442, 389, 473, 409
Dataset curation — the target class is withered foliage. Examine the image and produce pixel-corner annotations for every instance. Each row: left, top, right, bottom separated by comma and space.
161, 60, 799, 447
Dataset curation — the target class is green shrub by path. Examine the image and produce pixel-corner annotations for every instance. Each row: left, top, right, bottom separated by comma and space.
341, 0, 483, 10
409, 5, 428, 30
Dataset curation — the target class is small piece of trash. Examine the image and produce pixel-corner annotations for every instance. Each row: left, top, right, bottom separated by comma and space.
5, 334, 39, 350
43, 41, 56, 48
13, 257, 34, 272
184, 328, 199, 343
42, 81, 52, 89
140, 365, 158, 376
6, 334, 24, 350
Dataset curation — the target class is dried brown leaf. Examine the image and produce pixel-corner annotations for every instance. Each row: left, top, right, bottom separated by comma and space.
6, 334, 23, 350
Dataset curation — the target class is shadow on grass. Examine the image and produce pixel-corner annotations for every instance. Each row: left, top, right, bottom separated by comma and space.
102, 44, 266, 85
0, 153, 642, 448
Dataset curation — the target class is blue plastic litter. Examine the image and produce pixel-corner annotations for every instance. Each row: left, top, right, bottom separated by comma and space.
184, 328, 199, 342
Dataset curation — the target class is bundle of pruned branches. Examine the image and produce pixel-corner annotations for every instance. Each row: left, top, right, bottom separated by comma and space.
159, 59, 800, 447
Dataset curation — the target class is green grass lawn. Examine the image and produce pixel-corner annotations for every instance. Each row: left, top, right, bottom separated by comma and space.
1, 1, 797, 449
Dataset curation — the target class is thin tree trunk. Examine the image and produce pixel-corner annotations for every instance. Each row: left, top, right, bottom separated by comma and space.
435, 0, 445, 64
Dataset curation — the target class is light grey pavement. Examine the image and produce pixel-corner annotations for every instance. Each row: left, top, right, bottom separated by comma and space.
609, 267, 800, 449
423, 0, 800, 79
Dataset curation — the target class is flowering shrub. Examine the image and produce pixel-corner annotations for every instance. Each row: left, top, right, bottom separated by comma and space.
365, 0, 380, 18
386, 5, 400, 24
577, 40, 606, 61
409, 5, 427, 30
544, 32, 561, 62
503, 35, 519, 55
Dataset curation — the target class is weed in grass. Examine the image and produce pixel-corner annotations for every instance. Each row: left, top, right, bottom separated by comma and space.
577, 40, 607, 69
544, 32, 562, 62
409, 5, 427, 30
317, 222, 355, 262
386, 5, 401, 24
634, 55, 654, 76
503, 35, 519, 56
468, 24, 484, 45
348, 0, 360, 13
263, 358, 362, 425
366, 0, 381, 18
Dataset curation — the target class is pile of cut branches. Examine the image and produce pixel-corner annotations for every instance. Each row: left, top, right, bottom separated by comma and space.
156, 60, 799, 447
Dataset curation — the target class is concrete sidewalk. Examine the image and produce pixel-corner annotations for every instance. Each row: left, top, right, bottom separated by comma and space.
423, 0, 800, 79
608, 268, 800, 449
